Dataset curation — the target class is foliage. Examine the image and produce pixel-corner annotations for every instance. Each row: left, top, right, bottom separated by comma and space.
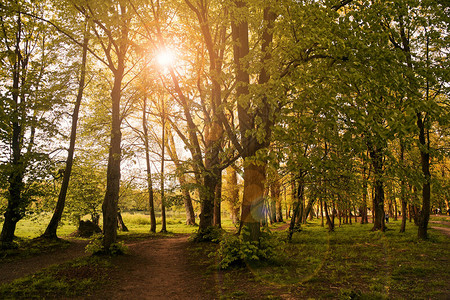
216, 227, 283, 269
64, 159, 106, 224
190, 226, 224, 243
189, 218, 450, 299
85, 233, 128, 256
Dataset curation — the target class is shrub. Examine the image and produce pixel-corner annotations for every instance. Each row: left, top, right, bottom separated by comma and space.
216, 228, 282, 269
85, 234, 128, 255
190, 226, 223, 242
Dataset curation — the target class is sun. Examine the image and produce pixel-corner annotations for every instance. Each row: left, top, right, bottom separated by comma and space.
156, 49, 175, 67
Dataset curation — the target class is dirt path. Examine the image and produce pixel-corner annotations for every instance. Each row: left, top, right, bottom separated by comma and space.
0, 239, 89, 285
430, 219, 450, 238
431, 226, 450, 237
89, 236, 218, 299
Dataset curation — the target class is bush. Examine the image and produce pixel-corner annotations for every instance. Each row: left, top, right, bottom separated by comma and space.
190, 226, 223, 242
85, 234, 128, 255
216, 228, 282, 269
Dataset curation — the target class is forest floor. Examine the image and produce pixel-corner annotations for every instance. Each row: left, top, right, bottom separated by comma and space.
429, 216, 450, 237
1, 217, 449, 299
88, 235, 218, 299
0, 238, 89, 285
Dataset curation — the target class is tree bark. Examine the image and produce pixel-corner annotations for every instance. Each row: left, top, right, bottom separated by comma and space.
323, 200, 334, 232
304, 197, 315, 224
143, 96, 157, 232
160, 106, 167, 233
417, 112, 431, 239
226, 166, 240, 225
102, 65, 123, 250
117, 211, 128, 232
239, 162, 266, 240
320, 199, 324, 227
213, 170, 223, 227
369, 144, 386, 232
275, 181, 283, 222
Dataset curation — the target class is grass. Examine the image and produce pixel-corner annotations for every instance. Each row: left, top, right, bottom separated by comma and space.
0, 256, 114, 299
0, 213, 449, 299
205, 218, 450, 299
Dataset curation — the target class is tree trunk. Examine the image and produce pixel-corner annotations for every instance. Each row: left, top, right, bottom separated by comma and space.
43, 26, 88, 239
361, 166, 368, 225
232, 2, 276, 242
166, 128, 195, 225
117, 211, 128, 232
320, 199, 324, 227
323, 200, 334, 232
1, 14, 26, 247
275, 180, 283, 222
400, 197, 407, 233
417, 112, 431, 239
102, 63, 124, 251
180, 176, 196, 225
160, 101, 167, 233
213, 170, 222, 227
239, 162, 266, 241
304, 197, 315, 224
143, 96, 157, 233
288, 200, 301, 241
1, 122, 24, 246
369, 144, 386, 232
199, 168, 220, 232
394, 197, 398, 221
296, 181, 304, 226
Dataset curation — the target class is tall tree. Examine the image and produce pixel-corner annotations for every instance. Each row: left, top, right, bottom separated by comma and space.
73, 0, 135, 250
42, 21, 89, 239
0, 0, 69, 247
230, 0, 278, 241
382, 0, 449, 238
166, 127, 196, 225
142, 95, 157, 232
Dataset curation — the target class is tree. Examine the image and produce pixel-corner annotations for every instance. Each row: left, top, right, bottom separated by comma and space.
65, 159, 106, 225
166, 126, 196, 225
229, 0, 279, 241
142, 95, 157, 232
42, 21, 89, 239
380, 0, 449, 238
73, 0, 137, 251
0, 0, 71, 247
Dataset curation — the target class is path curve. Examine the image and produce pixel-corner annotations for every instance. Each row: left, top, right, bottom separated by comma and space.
89, 236, 217, 299
431, 226, 450, 238
430, 219, 450, 238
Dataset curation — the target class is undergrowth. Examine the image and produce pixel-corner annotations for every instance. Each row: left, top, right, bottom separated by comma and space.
215, 227, 284, 269
85, 234, 128, 255
0, 256, 113, 298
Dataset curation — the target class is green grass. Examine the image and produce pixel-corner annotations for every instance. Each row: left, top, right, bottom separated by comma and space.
1, 213, 449, 299
6, 215, 77, 239
0, 256, 113, 299
204, 218, 450, 299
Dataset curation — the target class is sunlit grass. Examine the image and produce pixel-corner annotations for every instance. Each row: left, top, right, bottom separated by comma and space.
0, 256, 113, 299
1, 212, 449, 299
6, 215, 77, 239
224, 218, 450, 299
